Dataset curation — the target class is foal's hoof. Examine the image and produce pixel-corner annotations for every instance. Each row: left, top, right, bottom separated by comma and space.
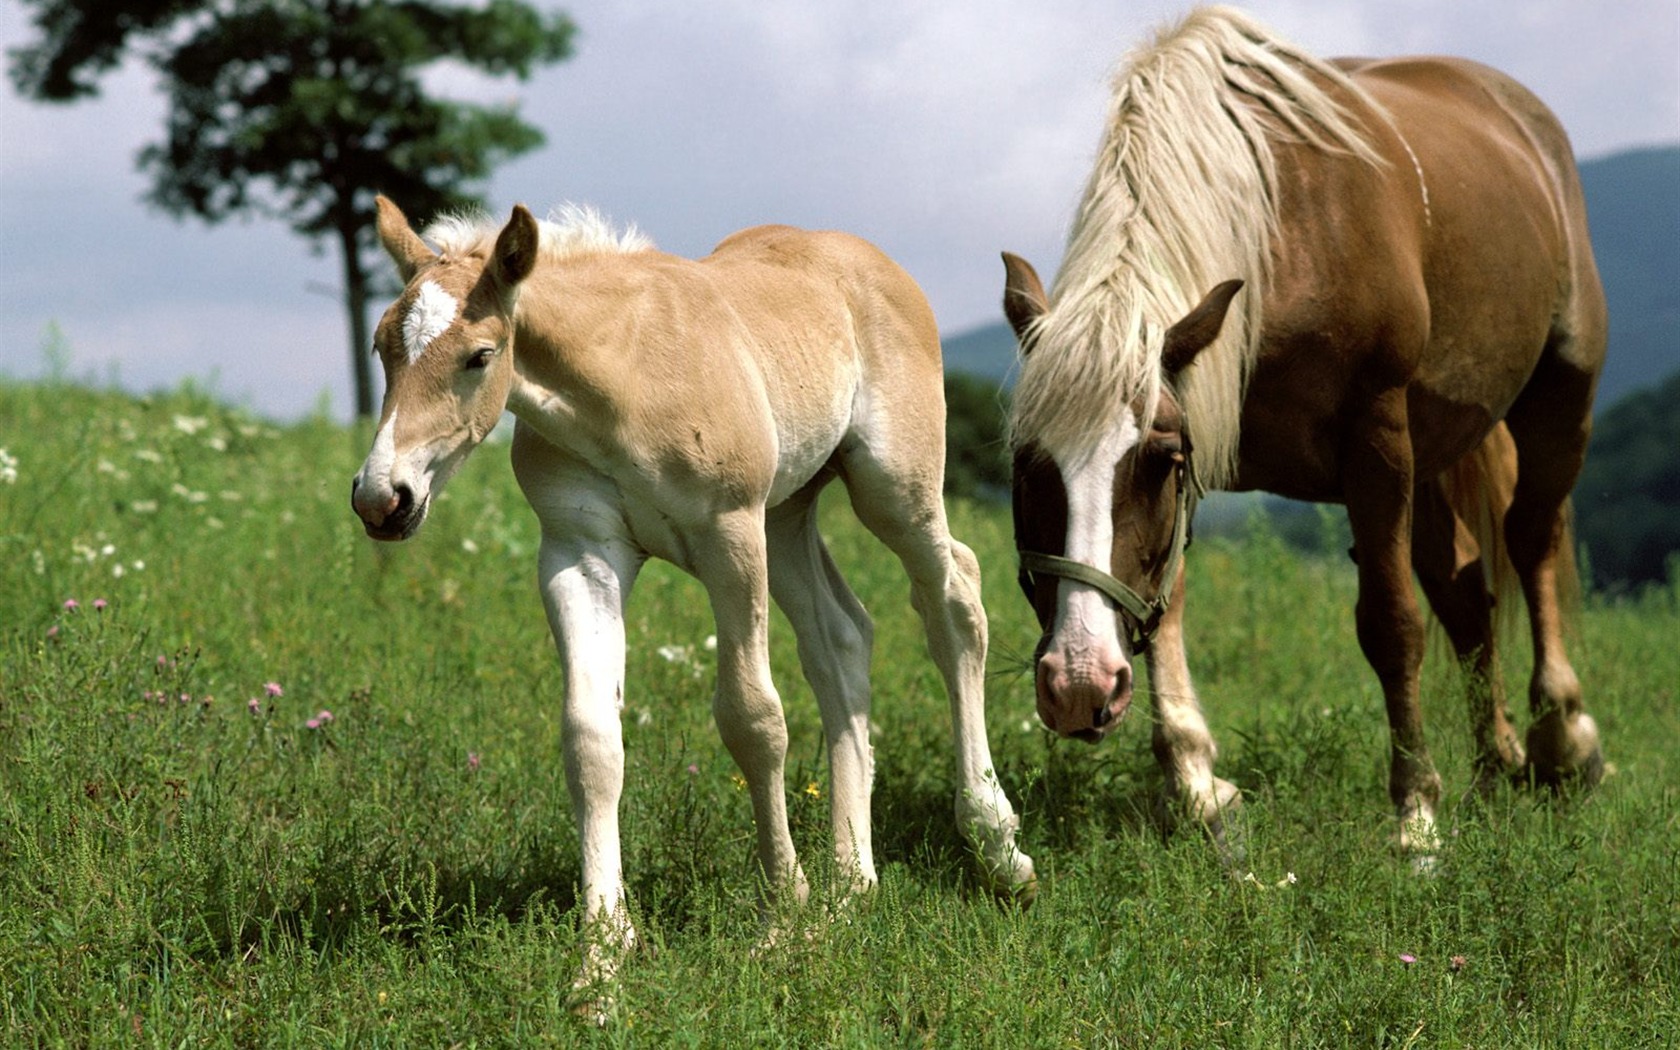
1520, 711, 1604, 791
994, 872, 1039, 909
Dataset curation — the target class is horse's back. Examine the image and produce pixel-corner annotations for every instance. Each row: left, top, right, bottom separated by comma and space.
1356, 55, 1606, 389
693, 225, 948, 505
706, 225, 942, 367
1242, 54, 1605, 496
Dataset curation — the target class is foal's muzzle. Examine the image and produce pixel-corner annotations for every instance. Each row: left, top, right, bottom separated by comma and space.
351, 477, 427, 541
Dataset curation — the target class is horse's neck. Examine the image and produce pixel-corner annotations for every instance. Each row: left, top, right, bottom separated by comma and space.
503, 260, 634, 450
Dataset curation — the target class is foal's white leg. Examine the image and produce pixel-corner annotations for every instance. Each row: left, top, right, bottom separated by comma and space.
535, 532, 643, 990
766, 499, 878, 896
846, 463, 1035, 898
699, 509, 809, 924
1145, 567, 1243, 854
934, 538, 1037, 898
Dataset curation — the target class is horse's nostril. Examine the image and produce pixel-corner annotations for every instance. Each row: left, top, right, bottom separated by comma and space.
392, 483, 414, 518
1092, 705, 1112, 728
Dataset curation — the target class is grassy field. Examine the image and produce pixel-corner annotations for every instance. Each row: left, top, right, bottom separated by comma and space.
2, 379, 1678, 1047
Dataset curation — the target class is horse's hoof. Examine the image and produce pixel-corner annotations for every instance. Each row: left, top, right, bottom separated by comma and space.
566, 984, 614, 1028
995, 873, 1039, 909
1520, 711, 1603, 792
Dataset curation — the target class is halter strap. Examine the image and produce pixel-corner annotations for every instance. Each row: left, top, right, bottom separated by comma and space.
1017, 439, 1202, 652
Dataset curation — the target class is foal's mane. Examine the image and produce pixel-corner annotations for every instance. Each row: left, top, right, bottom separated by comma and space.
1009, 6, 1385, 489
423, 204, 653, 264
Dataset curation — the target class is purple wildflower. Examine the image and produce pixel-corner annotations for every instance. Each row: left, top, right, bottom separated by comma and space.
1399, 953, 1417, 965
93, 598, 108, 611
467, 752, 481, 772
63, 598, 79, 611
264, 682, 284, 698
247, 698, 262, 714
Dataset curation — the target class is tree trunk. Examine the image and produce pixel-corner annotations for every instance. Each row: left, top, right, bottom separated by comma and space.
338, 219, 374, 419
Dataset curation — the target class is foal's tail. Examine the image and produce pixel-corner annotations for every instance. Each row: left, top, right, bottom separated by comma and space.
1441, 422, 1581, 638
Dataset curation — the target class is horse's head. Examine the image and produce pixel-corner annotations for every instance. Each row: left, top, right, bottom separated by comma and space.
351, 196, 539, 541
1001, 252, 1242, 740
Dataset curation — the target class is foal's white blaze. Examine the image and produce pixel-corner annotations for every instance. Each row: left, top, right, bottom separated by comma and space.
361, 408, 400, 485
403, 280, 458, 362
1045, 414, 1140, 702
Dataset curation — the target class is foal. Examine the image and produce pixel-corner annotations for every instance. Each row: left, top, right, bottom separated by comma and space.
351, 197, 1035, 992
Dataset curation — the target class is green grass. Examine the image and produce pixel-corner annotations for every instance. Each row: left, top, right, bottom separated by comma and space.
2, 379, 1678, 1047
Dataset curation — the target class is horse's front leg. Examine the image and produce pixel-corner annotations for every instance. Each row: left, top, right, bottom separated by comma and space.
1145, 564, 1243, 858
696, 509, 809, 935
1345, 389, 1442, 862
536, 531, 645, 1003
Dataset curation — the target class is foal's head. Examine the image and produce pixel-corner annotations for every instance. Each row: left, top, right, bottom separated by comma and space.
1001, 253, 1242, 740
351, 197, 539, 541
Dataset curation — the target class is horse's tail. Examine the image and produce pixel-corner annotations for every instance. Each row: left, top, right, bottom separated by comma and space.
1439, 422, 1571, 640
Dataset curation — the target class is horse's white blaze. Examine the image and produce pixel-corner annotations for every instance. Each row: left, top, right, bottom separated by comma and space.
403, 280, 458, 361
359, 408, 400, 487
1049, 413, 1140, 677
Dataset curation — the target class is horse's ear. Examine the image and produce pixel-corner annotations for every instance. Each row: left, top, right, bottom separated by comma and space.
375, 195, 436, 283
1162, 279, 1244, 375
490, 204, 541, 293
1001, 252, 1048, 351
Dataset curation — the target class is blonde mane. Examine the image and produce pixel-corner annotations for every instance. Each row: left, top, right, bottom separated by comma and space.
422, 203, 653, 263
1008, 6, 1386, 489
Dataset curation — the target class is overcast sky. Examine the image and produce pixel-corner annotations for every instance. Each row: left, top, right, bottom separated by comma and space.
3, 0, 1676, 420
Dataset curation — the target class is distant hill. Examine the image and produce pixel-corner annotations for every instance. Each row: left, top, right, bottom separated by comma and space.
943, 145, 1680, 407
1580, 146, 1680, 405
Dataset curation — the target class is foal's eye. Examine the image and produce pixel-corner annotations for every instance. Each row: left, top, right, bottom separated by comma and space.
464, 347, 496, 371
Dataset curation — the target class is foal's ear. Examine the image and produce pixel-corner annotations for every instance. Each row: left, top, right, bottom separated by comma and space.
1001, 252, 1049, 350
1162, 279, 1244, 375
490, 204, 541, 294
375, 195, 437, 283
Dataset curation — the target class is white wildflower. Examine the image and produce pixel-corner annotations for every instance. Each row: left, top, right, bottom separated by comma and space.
205, 436, 227, 452
173, 414, 209, 435
703, 635, 717, 651
131, 500, 159, 514
0, 448, 16, 485
171, 483, 208, 504
461, 538, 480, 554
134, 449, 163, 464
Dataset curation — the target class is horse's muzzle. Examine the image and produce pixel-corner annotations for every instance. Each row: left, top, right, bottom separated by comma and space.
351, 478, 426, 541
1033, 634, 1134, 740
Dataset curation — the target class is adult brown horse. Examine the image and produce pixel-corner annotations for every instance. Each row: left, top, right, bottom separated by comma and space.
1001, 6, 1606, 859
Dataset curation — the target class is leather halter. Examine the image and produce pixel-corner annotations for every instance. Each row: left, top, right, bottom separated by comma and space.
1016, 418, 1202, 653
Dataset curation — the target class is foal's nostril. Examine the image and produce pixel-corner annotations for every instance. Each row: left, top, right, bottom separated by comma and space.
1092, 704, 1113, 728
392, 483, 414, 519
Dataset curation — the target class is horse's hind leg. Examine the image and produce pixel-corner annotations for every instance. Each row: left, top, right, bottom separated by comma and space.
1412, 461, 1525, 792
1502, 327, 1605, 788
693, 509, 809, 919
840, 451, 1037, 900
766, 494, 878, 896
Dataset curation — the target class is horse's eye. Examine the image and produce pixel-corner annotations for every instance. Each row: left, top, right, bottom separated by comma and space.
464, 347, 495, 371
